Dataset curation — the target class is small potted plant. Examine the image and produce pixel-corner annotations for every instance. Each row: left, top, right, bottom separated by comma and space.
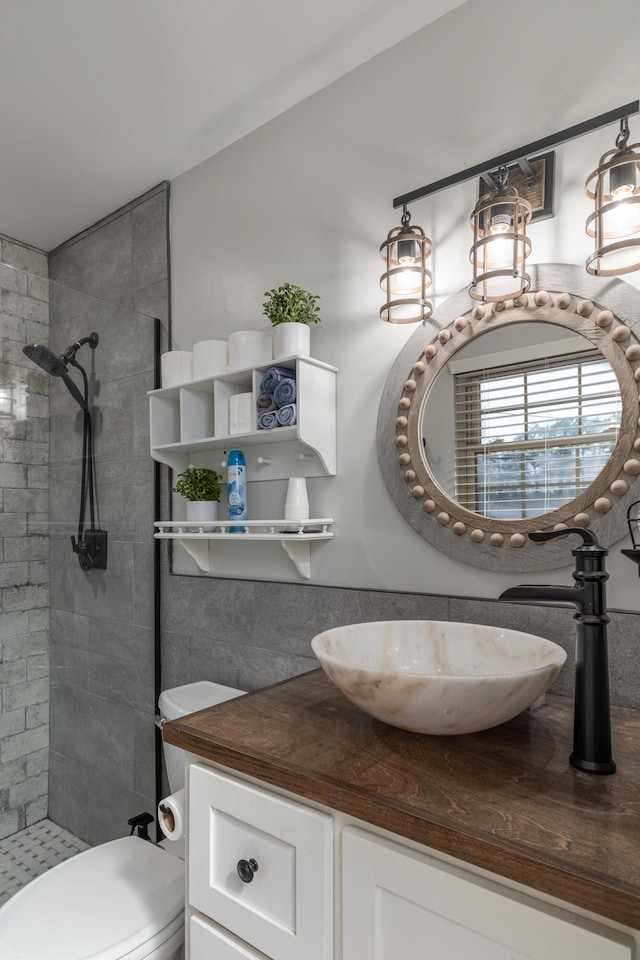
263, 282, 320, 360
173, 465, 221, 526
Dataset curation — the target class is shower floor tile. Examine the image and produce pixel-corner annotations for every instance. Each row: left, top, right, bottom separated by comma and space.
0, 818, 90, 907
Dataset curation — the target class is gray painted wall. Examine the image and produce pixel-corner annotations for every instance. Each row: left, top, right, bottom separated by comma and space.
47, 185, 168, 845
0, 240, 50, 839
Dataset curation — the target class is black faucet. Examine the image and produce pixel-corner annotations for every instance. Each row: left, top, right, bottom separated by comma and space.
499, 527, 615, 775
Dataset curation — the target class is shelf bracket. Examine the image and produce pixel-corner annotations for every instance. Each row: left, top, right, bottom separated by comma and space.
281, 540, 311, 579
178, 538, 210, 572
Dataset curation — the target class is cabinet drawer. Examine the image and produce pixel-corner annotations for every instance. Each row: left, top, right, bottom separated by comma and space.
189, 764, 332, 960
343, 827, 632, 960
190, 914, 265, 960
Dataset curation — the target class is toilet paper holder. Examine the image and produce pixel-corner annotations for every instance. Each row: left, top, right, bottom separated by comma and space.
158, 803, 175, 834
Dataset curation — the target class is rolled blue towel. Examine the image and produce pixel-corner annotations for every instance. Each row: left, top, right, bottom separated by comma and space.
275, 403, 297, 426
273, 377, 297, 408
258, 410, 279, 430
261, 366, 296, 395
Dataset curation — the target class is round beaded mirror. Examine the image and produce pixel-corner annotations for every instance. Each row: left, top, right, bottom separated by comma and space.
377, 264, 640, 571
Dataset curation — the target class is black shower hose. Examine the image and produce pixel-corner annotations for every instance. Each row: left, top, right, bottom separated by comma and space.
70, 359, 98, 556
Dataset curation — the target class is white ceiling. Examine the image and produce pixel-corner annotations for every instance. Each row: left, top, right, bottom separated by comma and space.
0, 0, 465, 252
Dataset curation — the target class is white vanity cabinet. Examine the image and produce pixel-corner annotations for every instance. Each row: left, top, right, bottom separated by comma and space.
342, 827, 632, 960
186, 762, 634, 960
187, 763, 333, 960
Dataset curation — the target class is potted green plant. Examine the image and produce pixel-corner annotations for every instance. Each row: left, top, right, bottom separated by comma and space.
263, 282, 321, 360
173, 466, 221, 525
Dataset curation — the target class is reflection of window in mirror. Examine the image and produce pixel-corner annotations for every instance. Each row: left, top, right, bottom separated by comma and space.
453, 349, 620, 519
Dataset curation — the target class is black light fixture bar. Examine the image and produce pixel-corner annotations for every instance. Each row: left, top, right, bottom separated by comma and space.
393, 100, 640, 209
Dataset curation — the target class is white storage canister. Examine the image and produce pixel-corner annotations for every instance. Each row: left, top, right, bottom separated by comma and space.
161, 350, 192, 386
227, 330, 272, 370
192, 339, 228, 379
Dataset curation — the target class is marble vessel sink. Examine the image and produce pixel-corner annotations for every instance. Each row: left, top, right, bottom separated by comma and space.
311, 620, 567, 735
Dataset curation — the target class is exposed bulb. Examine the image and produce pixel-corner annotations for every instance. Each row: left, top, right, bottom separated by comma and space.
610, 158, 637, 200
612, 182, 635, 200
485, 215, 513, 268
604, 195, 639, 237
396, 254, 418, 291
606, 157, 639, 237
393, 235, 419, 291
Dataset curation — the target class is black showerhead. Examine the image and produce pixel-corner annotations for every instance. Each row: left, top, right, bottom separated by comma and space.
23, 333, 99, 410
23, 343, 69, 377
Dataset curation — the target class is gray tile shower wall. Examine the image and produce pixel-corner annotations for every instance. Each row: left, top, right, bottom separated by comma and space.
0, 239, 50, 839
161, 566, 640, 712
49, 187, 169, 326
47, 184, 168, 846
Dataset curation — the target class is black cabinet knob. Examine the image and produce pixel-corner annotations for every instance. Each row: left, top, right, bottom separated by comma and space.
237, 858, 259, 883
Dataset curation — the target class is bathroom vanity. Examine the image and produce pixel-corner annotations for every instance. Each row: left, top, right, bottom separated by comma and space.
163, 669, 640, 959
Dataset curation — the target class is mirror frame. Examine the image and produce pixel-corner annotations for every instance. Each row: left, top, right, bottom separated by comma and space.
377, 263, 640, 572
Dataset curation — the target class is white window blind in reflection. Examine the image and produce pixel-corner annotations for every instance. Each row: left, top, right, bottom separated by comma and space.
454, 350, 621, 519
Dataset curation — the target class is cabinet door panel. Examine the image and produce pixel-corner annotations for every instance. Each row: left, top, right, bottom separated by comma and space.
189, 764, 332, 960
342, 827, 632, 960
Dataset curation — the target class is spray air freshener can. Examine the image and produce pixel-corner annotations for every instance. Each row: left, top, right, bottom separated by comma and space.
228, 450, 247, 532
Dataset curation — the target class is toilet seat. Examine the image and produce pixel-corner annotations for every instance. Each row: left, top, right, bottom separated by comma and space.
0, 835, 185, 960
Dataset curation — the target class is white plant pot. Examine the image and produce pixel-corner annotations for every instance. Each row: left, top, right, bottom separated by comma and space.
186, 500, 219, 530
273, 322, 311, 360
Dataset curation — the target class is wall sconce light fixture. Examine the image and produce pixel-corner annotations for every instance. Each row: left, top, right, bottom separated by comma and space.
586, 118, 640, 276
379, 205, 432, 323
382, 100, 639, 321
469, 166, 532, 302
621, 500, 640, 575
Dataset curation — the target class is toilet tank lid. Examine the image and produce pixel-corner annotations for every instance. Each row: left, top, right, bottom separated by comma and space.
0, 836, 184, 960
159, 679, 245, 720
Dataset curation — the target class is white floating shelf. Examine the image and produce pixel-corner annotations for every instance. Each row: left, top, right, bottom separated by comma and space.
149, 356, 337, 476
154, 519, 334, 579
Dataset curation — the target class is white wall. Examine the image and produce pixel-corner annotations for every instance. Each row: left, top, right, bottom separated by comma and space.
170, 0, 640, 609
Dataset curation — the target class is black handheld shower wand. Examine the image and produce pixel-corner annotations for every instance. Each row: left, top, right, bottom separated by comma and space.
23, 333, 107, 571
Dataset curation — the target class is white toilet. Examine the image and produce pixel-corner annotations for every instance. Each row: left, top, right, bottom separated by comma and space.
0, 680, 244, 960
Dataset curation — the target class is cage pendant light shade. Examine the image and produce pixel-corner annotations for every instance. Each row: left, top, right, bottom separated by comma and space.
585, 143, 640, 276
469, 186, 532, 302
379, 219, 432, 323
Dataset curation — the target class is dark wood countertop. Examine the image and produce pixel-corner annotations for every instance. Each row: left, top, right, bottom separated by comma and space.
164, 669, 640, 930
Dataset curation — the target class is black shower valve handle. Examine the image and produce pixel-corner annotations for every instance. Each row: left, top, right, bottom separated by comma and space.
529, 527, 602, 549
71, 530, 108, 571
70, 535, 87, 555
